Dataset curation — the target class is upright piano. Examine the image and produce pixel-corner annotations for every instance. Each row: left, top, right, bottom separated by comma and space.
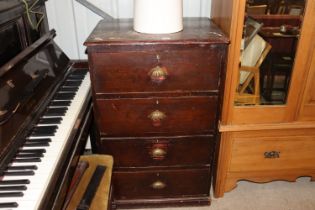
0, 1, 92, 209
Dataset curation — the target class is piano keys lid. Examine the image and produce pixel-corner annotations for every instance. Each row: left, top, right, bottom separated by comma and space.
0, 30, 71, 170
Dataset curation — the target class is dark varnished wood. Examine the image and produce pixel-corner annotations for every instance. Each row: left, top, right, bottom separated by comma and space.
95, 96, 218, 136
98, 135, 214, 168
90, 47, 225, 94
84, 18, 229, 48
86, 18, 228, 208
0, 0, 49, 66
0, 2, 92, 209
250, 14, 302, 28
0, 32, 70, 171
112, 168, 211, 200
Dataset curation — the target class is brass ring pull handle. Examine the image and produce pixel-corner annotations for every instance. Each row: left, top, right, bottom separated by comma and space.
264, 151, 280, 159
0, 110, 8, 117
148, 110, 166, 127
151, 148, 167, 159
151, 180, 166, 190
148, 66, 168, 84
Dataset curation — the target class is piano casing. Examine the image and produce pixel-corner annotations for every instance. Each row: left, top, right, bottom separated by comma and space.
0, 1, 92, 209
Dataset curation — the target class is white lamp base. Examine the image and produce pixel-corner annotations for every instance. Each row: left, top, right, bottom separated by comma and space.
133, 0, 183, 34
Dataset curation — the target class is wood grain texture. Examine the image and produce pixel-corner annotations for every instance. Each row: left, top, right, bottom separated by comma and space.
99, 135, 214, 168
90, 48, 224, 94
95, 96, 218, 137
213, 0, 315, 199
230, 136, 315, 172
86, 18, 228, 207
112, 168, 211, 200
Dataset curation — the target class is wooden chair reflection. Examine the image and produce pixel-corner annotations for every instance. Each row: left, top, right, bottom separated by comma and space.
235, 35, 271, 105
246, 4, 267, 15
288, 5, 304, 15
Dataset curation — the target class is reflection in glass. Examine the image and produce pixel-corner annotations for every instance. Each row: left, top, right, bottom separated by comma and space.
0, 23, 23, 67
235, 0, 306, 106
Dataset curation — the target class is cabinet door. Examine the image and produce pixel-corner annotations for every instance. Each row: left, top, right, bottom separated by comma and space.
212, 0, 315, 125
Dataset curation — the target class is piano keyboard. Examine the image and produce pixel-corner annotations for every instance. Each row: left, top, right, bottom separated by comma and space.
0, 70, 91, 209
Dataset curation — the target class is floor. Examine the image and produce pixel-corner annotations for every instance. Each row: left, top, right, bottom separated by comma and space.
122, 177, 315, 210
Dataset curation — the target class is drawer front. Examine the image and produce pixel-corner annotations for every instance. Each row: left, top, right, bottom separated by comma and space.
99, 135, 214, 167
95, 96, 218, 136
230, 136, 315, 172
113, 168, 211, 199
90, 48, 223, 93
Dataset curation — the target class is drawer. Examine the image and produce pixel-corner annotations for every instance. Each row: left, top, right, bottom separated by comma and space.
99, 135, 214, 167
94, 96, 218, 136
230, 135, 315, 172
90, 48, 223, 93
113, 168, 211, 200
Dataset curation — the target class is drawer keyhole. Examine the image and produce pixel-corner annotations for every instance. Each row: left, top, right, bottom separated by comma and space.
264, 151, 280, 159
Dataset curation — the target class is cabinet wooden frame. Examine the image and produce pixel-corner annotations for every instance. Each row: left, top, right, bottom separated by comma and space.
211, 0, 315, 198
212, 0, 315, 125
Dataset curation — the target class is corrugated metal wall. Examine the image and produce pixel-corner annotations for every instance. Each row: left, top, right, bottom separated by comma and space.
45, 0, 211, 59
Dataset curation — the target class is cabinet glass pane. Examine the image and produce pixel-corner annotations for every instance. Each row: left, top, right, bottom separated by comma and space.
235, 0, 306, 106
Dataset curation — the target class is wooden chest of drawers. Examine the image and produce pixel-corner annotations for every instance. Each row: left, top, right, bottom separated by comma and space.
85, 18, 228, 208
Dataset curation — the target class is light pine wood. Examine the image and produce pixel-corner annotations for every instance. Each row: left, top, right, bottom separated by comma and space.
212, 0, 315, 198
212, 0, 315, 124
219, 121, 315, 132
224, 170, 315, 193
213, 132, 234, 198
230, 135, 315, 172
211, 0, 245, 124
298, 40, 315, 120
216, 129, 315, 196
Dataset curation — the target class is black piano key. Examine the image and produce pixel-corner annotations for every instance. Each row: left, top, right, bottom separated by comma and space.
26, 138, 51, 142
67, 77, 85, 81
63, 80, 82, 87
44, 108, 67, 116
14, 158, 41, 163
18, 149, 46, 154
0, 192, 23, 197
50, 100, 71, 107
0, 186, 27, 191
23, 142, 50, 147
59, 87, 79, 92
7, 165, 38, 170
16, 153, 44, 158
0, 180, 30, 185
25, 138, 51, 143
70, 69, 87, 76
31, 125, 58, 132
38, 117, 62, 124
0, 202, 18, 208
30, 126, 57, 136
23, 142, 49, 147
54, 92, 76, 100
1, 171, 35, 176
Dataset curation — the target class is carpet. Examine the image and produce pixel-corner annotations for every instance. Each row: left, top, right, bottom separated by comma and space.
123, 177, 315, 210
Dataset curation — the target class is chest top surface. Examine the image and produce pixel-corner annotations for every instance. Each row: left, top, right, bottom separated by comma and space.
84, 17, 229, 47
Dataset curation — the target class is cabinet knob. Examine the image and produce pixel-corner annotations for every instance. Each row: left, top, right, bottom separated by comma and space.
151, 148, 167, 159
264, 151, 280, 159
148, 110, 166, 127
151, 180, 166, 190
148, 66, 168, 84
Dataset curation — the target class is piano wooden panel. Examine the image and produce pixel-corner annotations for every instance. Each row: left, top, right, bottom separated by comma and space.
0, 3, 93, 207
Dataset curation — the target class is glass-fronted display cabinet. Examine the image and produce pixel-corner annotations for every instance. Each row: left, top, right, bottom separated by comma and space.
211, 0, 315, 197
